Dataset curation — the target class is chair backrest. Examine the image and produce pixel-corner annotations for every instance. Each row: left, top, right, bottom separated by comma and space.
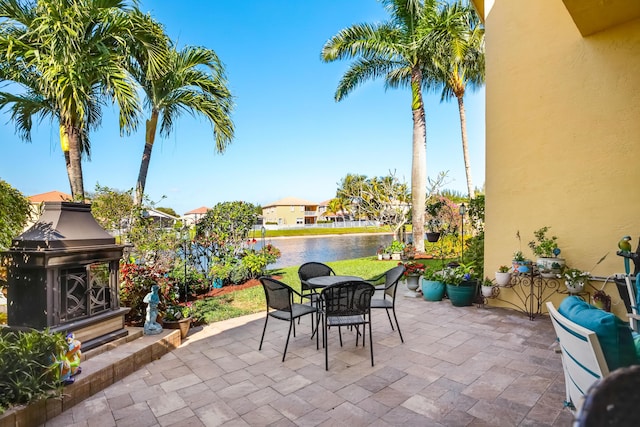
321, 281, 375, 318
260, 276, 293, 313
575, 364, 640, 426
298, 262, 335, 290
545, 301, 610, 412
382, 265, 406, 298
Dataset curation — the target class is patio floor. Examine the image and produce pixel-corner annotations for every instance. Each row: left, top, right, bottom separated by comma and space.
44, 294, 575, 427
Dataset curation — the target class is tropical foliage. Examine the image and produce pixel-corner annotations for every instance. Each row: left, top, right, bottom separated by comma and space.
0, 329, 66, 414
322, 0, 435, 253
0, 0, 167, 200
131, 43, 235, 206
336, 172, 410, 240
430, 1, 484, 198
322, 0, 484, 250
0, 179, 30, 250
90, 185, 135, 235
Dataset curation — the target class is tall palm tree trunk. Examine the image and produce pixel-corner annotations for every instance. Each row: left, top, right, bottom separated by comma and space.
135, 110, 159, 207
411, 68, 427, 254
457, 95, 474, 198
61, 124, 85, 200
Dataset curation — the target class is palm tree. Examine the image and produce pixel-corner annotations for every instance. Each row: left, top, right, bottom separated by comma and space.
130, 43, 235, 206
322, 0, 442, 254
0, 0, 166, 200
430, 1, 484, 199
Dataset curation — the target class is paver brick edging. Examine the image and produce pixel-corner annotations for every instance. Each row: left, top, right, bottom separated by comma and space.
0, 328, 181, 427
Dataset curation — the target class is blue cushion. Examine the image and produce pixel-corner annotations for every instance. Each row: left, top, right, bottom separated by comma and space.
558, 296, 638, 370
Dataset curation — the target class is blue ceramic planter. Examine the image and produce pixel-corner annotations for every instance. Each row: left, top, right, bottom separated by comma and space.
422, 279, 445, 301
446, 282, 477, 307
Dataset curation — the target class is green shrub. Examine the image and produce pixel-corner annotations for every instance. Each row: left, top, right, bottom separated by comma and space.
119, 263, 178, 324
0, 329, 66, 414
168, 261, 209, 295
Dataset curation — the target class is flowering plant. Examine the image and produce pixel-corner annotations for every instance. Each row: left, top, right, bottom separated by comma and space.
563, 268, 590, 284
401, 261, 425, 276
421, 265, 442, 281
440, 263, 477, 286
164, 303, 192, 321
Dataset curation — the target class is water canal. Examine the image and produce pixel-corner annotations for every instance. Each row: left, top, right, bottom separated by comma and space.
256, 233, 394, 269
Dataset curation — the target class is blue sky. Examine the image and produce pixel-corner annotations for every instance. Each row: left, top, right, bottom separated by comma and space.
0, 0, 485, 216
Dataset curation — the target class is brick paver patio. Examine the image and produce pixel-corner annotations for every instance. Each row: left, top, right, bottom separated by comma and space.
44, 293, 574, 426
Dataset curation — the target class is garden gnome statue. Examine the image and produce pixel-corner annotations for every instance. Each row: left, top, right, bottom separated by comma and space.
57, 332, 83, 385
143, 284, 163, 335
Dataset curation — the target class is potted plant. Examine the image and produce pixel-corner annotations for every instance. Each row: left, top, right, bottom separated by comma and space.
563, 267, 590, 294
481, 277, 494, 298
402, 260, 425, 296
388, 240, 404, 261
593, 290, 611, 312
403, 243, 416, 260
163, 303, 193, 339
376, 245, 385, 261
441, 263, 478, 307
512, 251, 532, 273
425, 199, 446, 242
528, 226, 565, 277
421, 266, 445, 301
382, 246, 391, 260
495, 265, 512, 286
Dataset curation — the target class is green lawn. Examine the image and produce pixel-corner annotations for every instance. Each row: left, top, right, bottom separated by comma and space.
192, 256, 445, 324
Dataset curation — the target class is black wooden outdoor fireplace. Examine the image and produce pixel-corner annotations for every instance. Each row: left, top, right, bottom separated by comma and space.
2, 201, 129, 350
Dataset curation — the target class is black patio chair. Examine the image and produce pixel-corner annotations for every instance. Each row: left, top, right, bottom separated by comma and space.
297, 262, 335, 306
369, 264, 406, 342
259, 276, 318, 362
320, 280, 375, 370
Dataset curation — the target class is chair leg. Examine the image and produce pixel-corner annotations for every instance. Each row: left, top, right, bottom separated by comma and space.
368, 316, 374, 366
385, 308, 395, 331
324, 316, 329, 370
282, 319, 294, 362
338, 326, 343, 347
259, 315, 269, 350
391, 308, 404, 343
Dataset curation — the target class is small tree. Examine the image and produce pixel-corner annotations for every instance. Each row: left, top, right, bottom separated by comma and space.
89, 185, 135, 235
196, 201, 258, 258
337, 172, 410, 240
0, 180, 30, 250
195, 201, 259, 284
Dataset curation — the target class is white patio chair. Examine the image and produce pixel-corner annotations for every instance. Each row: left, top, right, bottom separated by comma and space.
546, 301, 609, 413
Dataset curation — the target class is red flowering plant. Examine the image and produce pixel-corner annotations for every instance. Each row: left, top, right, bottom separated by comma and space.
400, 261, 426, 277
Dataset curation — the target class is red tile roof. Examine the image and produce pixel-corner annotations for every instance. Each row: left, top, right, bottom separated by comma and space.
184, 206, 209, 215
28, 190, 72, 203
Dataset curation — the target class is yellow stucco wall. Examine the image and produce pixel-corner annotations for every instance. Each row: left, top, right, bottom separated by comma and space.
263, 205, 307, 225
483, 1, 640, 317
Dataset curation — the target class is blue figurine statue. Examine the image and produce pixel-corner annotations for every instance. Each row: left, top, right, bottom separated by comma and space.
143, 284, 163, 335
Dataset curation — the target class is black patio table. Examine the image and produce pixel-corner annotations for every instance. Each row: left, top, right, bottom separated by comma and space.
306, 275, 364, 289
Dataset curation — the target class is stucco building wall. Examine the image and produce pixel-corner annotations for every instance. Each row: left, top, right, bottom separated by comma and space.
480, 1, 640, 315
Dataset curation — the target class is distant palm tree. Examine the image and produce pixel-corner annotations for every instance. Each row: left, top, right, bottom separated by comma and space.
322, 0, 443, 254
0, 0, 166, 200
430, 1, 484, 198
326, 198, 345, 222
130, 44, 235, 206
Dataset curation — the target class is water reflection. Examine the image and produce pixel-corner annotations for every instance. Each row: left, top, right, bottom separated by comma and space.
255, 234, 394, 269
